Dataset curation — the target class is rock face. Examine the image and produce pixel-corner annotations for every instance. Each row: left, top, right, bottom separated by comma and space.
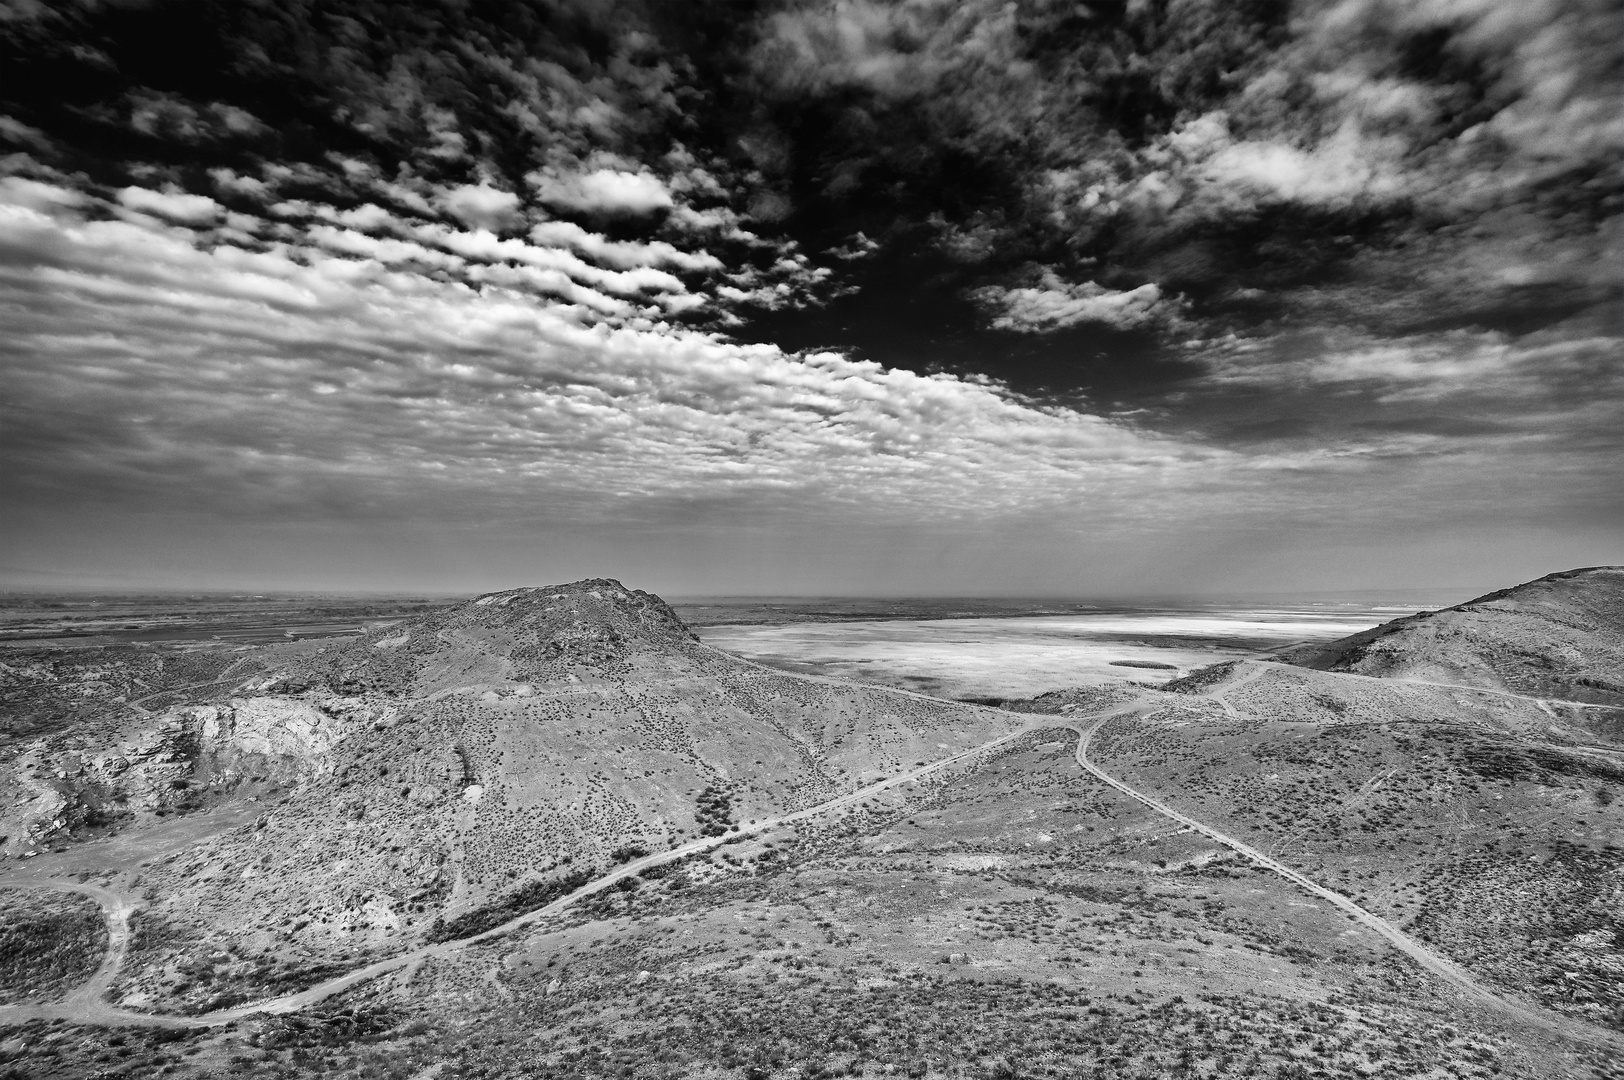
203, 698, 347, 760
1281, 566, 1624, 705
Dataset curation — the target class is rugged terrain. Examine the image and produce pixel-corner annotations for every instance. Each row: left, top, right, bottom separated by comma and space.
3, 581, 1016, 1017
2, 571, 1622, 1079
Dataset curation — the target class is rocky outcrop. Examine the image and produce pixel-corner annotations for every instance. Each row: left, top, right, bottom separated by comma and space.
260, 578, 706, 697
202, 698, 348, 760
2, 695, 362, 856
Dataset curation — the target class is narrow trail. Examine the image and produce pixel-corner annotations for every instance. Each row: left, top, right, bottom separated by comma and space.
1072, 679, 1624, 1055
0, 719, 1038, 1030
125, 676, 248, 719
1202, 661, 1268, 717
1249, 658, 1624, 761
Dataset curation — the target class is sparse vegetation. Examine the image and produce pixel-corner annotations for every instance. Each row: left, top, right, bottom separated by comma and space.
427, 869, 598, 944
0, 888, 107, 1004
3, 571, 1620, 1079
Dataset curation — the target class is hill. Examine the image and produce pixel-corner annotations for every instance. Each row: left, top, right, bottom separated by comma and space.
1280, 566, 1624, 707
5, 580, 1019, 1015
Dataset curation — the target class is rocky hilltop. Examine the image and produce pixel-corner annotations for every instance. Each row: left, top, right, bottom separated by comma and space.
261, 579, 704, 698
1280, 566, 1624, 706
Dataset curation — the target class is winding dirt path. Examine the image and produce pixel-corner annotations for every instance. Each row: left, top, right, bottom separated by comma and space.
0, 719, 1036, 1029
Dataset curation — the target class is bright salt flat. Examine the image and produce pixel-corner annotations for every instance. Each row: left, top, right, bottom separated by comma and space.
697, 608, 1386, 699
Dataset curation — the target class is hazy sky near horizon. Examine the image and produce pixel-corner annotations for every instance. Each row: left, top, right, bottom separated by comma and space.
1, 0, 1620, 597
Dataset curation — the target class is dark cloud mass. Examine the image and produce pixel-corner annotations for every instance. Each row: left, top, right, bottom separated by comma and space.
0, 0, 1619, 594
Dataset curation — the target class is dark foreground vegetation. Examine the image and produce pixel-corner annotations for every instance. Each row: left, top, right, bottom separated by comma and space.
0, 889, 107, 1006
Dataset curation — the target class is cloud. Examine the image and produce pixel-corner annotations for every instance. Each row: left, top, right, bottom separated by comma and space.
527, 220, 722, 273
753, 0, 1018, 98
715, 254, 836, 314
127, 90, 268, 141
335, 203, 398, 233
374, 180, 438, 218
529, 168, 674, 215
665, 204, 760, 244
208, 168, 271, 201
0, 115, 53, 152
2, 1, 1618, 590
437, 182, 523, 232
1203, 325, 1624, 413
0, 183, 1222, 532
412, 223, 687, 300
827, 232, 880, 261
153, 180, 726, 323
977, 273, 1175, 333
0, 176, 84, 213
209, 103, 267, 137
116, 186, 223, 225
306, 225, 467, 272
741, 0, 1621, 350
1177, 114, 1407, 210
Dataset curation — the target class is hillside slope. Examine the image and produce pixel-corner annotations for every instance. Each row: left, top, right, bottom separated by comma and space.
96, 580, 1017, 1013
1281, 566, 1624, 706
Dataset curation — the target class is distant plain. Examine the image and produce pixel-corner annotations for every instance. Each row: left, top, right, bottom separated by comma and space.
682, 595, 1464, 699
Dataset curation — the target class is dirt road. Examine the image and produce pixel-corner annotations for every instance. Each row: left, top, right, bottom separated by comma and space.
1075, 712, 1502, 1005
0, 719, 1036, 1029
1071, 681, 1624, 1054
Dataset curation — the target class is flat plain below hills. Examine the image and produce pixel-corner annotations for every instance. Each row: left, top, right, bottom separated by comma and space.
0, 592, 456, 649
689, 602, 1411, 699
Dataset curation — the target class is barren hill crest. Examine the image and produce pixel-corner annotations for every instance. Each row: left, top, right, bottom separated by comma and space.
456, 577, 700, 655
274, 578, 704, 697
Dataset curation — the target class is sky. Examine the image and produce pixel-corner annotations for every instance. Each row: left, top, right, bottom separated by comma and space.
1, 0, 1620, 598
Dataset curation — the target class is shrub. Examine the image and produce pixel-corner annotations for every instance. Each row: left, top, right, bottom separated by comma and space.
425, 868, 595, 943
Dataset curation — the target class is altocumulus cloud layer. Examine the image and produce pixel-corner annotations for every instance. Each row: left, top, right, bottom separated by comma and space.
0, 0, 1620, 594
